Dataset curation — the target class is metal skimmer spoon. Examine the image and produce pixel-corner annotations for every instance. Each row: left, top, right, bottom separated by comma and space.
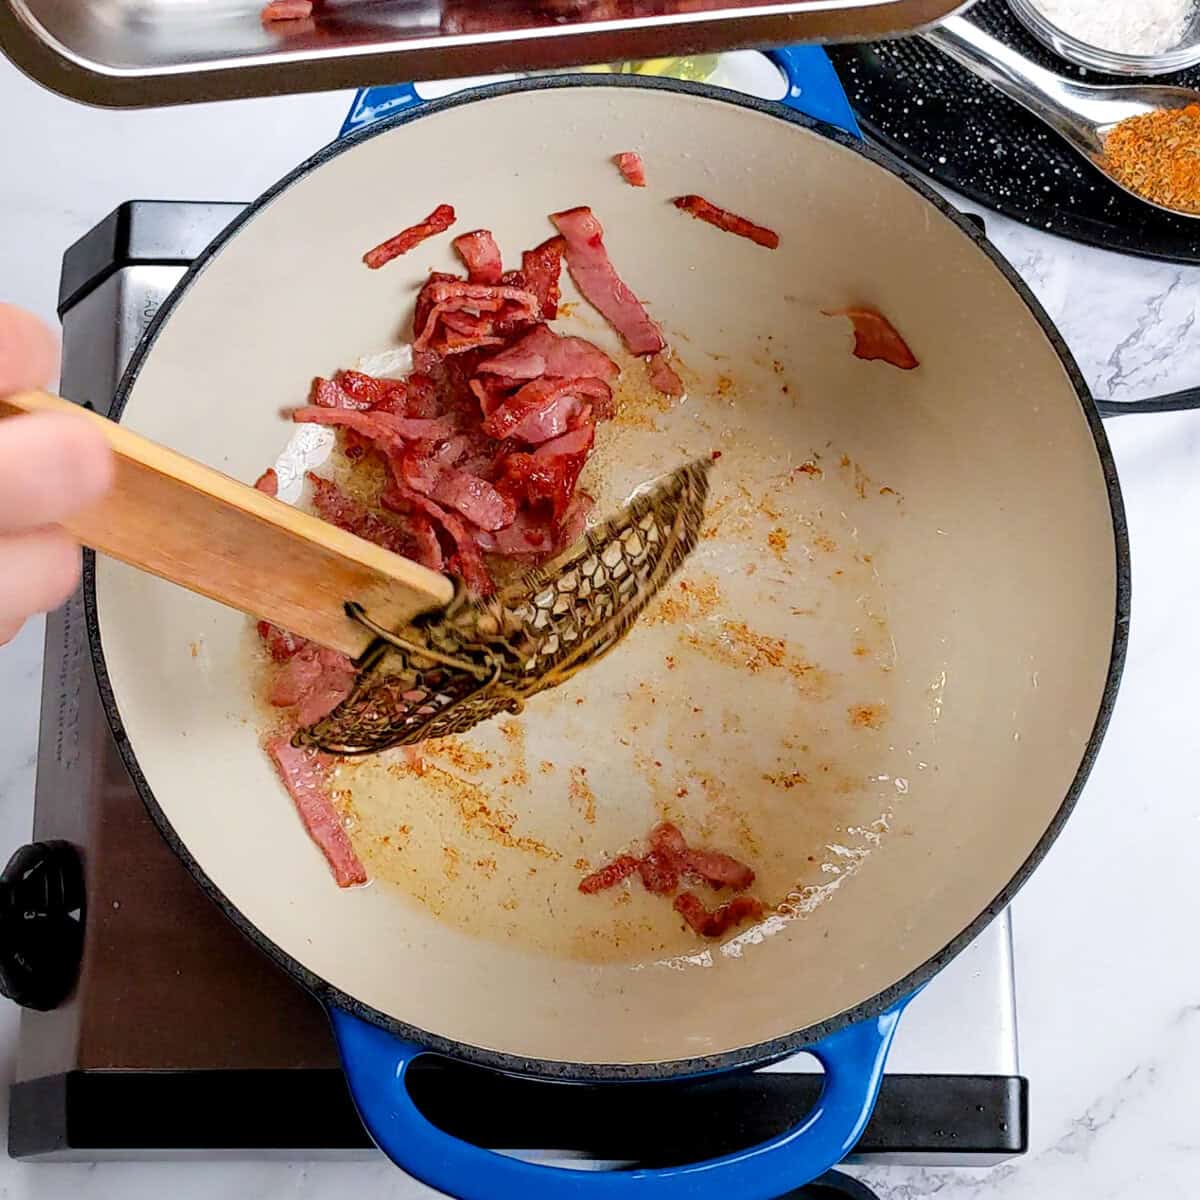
924, 15, 1200, 220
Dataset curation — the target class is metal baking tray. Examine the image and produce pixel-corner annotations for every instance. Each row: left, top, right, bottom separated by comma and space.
0, 0, 969, 108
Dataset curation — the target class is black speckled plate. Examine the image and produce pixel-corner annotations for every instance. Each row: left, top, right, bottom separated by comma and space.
828, 0, 1200, 264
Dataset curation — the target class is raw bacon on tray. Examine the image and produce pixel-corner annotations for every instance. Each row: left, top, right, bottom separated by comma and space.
363, 204, 456, 270
672, 194, 780, 250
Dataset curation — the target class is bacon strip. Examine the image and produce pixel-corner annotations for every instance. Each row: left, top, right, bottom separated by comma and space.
382, 481, 494, 596
478, 325, 619, 384
579, 855, 640, 894
254, 468, 278, 496
823, 308, 919, 371
672, 194, 780, 250
520, 236, 566, 321
391, 448, 516, 532
413, 280, 540, 354
614, 151, 646, 187
482, 376, 611, 442
579, 820, 759, 925
648, 352, 684, 398
267, 737, 367, 888
550, 207, 664, 355
292, 405, 457, 446
453, 230, 503, 285
327, 370, 409, 413
363, 204, 456, 270
257, 621, 306, 662
306, 472, 436, 566
270, 645, 356, 727
674, 892, 765, 938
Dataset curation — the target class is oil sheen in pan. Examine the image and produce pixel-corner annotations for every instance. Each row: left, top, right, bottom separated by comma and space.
256, 316, 918, 970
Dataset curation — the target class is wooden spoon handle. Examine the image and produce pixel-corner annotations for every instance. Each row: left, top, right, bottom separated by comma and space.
0, 391, 455, 659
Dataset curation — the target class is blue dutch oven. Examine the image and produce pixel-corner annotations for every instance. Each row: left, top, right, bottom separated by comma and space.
88, 45, 1126, 1200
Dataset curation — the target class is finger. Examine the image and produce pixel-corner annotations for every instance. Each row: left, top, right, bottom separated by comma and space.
0, 304, 59, 393
0, 617, 24, 647
0, 529, 81, 635
0, 412, 113, 533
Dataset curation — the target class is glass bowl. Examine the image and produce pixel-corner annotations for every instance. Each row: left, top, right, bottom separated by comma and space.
1008, 0, 1200, 76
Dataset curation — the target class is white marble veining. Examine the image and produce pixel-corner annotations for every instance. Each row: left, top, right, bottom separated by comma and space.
2, 50, 1199, 1199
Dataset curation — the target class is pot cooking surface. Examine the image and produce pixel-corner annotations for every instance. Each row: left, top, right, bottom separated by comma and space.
93, 83, 1119, 1072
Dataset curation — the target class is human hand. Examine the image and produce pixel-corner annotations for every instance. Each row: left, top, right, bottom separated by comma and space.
0, 304, 113, 645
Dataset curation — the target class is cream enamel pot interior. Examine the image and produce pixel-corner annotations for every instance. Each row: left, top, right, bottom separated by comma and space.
88, 76, 1126, 1197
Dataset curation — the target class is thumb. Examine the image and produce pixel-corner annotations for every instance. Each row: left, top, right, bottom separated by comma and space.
0, 304, 59, 394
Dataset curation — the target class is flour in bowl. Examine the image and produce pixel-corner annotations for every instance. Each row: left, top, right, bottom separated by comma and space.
1030, 0, 1194, 56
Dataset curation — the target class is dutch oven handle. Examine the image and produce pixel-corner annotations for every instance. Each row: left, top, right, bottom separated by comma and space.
330, 999, 908, 1199
338, 46, 861, 141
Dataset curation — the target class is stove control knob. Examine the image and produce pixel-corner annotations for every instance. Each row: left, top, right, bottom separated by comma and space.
0, 841, 84, 1011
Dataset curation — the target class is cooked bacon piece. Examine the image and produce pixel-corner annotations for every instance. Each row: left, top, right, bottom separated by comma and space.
649, 821, 688, 862
309, 377, 367, 412
306, 472, 432, 565
648, 352, 684, 398
257, 621, 306, 662
469, 375, 513, 418
674, 891, 765, 938
269, 645, 356, 726
495, 425, 596, 521
382, 482, 494, 595
390, 448, 516, 532
520, 236, 566, 321
267, 737, 367, 888
261, 0, 312, 21
638, 850, 679, 895
254, 468, 278, 496
578, 854, 640, 894
614, 151, 646, 187
579, 819, 759, 924
330, 370, 409, 414
413, 279, 540, 356
483, 376, 612, 442
453, 230, 503, 285
550, 207, 664, 355
823, 308, 919, 371
478, 325, 618, 384
414, 272, 460, 347
295, 649, 356, 727
672, 195, 780, 250
432, 471, 515, 531
269, 647, 323, 708
363, 204, 456, 270
292, 405, 457, 447
684, 848, 755, 892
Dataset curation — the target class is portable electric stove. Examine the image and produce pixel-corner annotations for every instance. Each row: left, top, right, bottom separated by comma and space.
1, 201, 1026, 1183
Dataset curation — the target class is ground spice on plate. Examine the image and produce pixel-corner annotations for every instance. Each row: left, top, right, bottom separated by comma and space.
1103, 104, 1200, 214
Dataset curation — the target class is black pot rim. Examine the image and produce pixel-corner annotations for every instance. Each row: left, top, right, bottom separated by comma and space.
85, 71, 1130, 1085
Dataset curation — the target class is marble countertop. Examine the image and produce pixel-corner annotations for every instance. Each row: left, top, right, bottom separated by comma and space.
2, 50, 1198, 1200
